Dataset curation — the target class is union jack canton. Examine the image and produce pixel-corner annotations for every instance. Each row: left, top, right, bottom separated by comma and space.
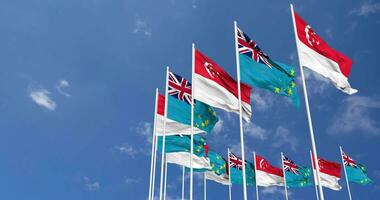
342, 151, 357, 168
168, 72, 193, 105
237, 27, 274, 69
229, 152, 244, 170
283, 156, 299, 175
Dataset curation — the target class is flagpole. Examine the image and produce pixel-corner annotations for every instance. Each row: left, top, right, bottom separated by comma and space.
340, 146, 353, 200
204, 173, 207, 200
148, 89, 159, 200
253, 151, 259, 200
228, 148, 232, 200
281, 152, 289, 200
290, 4, 324, 200
234, 20, 248, 200
190, 42, 195, 200
163, 158, 168, 200
159, 67, 170, 200
310, 150, 320, 200
182, 166, 185, 200
151, 90, 159, 200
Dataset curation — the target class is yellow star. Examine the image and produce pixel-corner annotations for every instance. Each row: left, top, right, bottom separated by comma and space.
274, 87, 280, 93
290, 69, 295, 76
287, 88, 292, 96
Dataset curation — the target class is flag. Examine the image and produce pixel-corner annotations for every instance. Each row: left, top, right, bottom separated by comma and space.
342, 151, 372, 185
157, 135, 211, 169
292, 10, 357, 95
193, 49, 252, 121
313, 156, 342, 191
228, 152, 255, 185
156, 93, 203, 136
156, 72, 219, 136
204, 150, 230, 185
237, 27, 300, 107
255, 154, 284, 187
282, 155, 313, 188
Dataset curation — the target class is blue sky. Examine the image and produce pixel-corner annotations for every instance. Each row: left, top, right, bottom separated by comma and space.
0, 0, 379, 199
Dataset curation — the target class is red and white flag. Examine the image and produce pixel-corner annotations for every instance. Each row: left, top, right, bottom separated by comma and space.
155, 93, 203, 136
193, 49, 252, 121
292, 10, 357, 95
312, 156, 342, 191
255, 154, 284, 187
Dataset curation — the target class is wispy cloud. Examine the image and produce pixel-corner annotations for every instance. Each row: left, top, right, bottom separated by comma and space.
252, 91, 275, 111
136, 122, 153, 143
261, 186, 291, 198
300, 69, 330, 95
272, 126, 299, 152
29, 88, 56, 111
244, 123, 269, 140
114, 143, 138, 158
133, 19, 152, 37
124, 176, 141, 184
328, 96, 380, 136
191, 0, 198, 9
349, 1, 380, 16
56, 79, 71, 97
83, 176, 100, 191
212, 119, 224, 134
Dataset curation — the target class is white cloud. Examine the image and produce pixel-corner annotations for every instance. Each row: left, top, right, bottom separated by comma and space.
349, 1, 380, 16
29, 88, 56, 111
191, 0, 197, 8
328, 96, 380, 136
300, 69, 330, 95
133, 19, 152, 37
83, 176, 100, 191
212, 119, 223, 134
124, 176, 141, 184
136, 122, 153, 143
244, 123, 269, 140
271, 126, 299, 152
115, 143, 138, 158
261, 186, 291, 198
56, 79, 71, 97
252, 91, 275, 111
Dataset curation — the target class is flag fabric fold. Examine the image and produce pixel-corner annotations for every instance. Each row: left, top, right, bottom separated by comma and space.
227, 152, 255, 185
282, 155, 313, 188
237, 27, 300, 107
292, 11, 357, 95
193, 49, 252, 122
255, 154, 284, 187
342, 151, 372, 185
313, 156, 342, 191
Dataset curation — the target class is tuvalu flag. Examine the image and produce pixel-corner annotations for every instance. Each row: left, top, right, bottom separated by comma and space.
342, 150, 372, 185
237, 26, 300, 107
255, 154, 284, 187
292, 8, 357, 95
157, 135, 211, 169
193, 49, 252, 122
155, 72, 218, 136
227, 152, 255, 185
312, 156, 342, 191
282, 155, 313, 188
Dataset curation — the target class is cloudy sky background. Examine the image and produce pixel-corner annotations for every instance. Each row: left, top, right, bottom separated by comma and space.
0, 0, 379, 199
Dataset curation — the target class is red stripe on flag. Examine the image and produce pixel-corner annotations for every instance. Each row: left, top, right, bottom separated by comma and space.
157, 93, 165, 116
294, 11, 352, 77
255, 155, 283, 177
312, 156, 342, 178
194, 49, 251, 104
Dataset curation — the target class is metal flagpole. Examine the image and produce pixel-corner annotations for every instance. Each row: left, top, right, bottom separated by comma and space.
190, 43, 195, 200
290, 4, 324, 200
151, 89, 159, 200
159, 67, 170, 200
163, 158, 168, 200
253, 152, 259, 200
182, 166, 185, 200
148, 89, 159, 200
228, 148, 232, 200
310, 150, 320, 200
233, 20, 248, 200
340, 146, 353, 200
204, 173, 207, 200
281, 153, 289, 200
